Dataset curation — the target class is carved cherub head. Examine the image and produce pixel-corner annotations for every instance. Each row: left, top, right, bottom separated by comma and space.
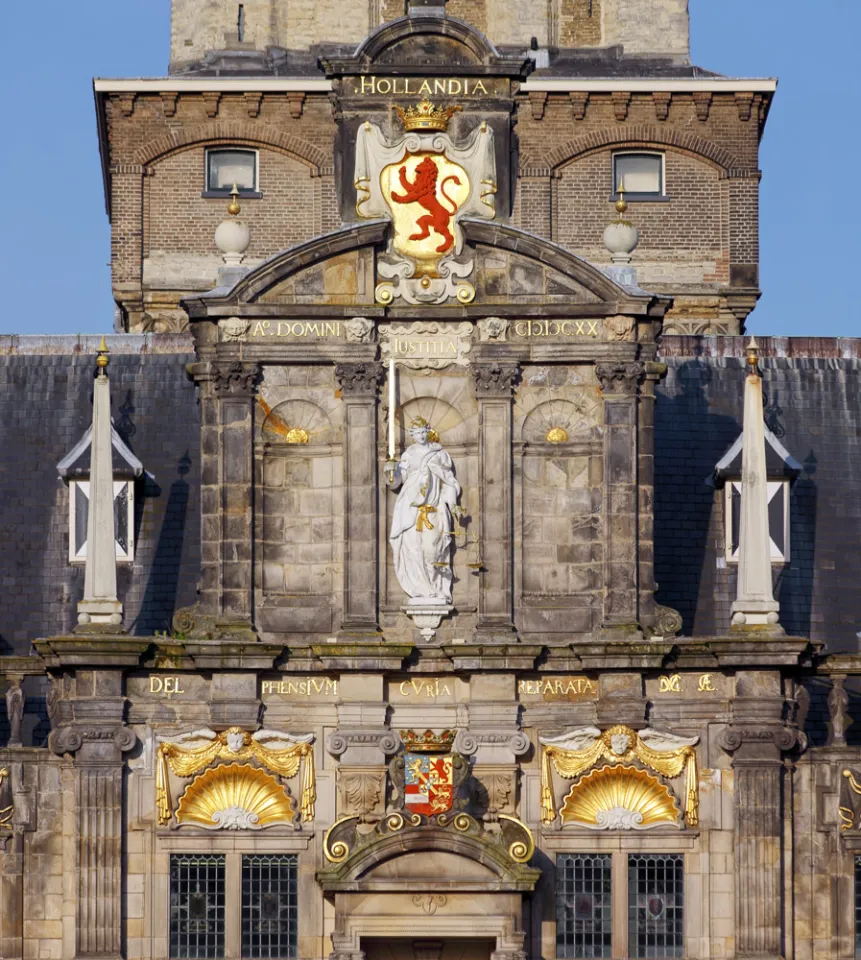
224, 729, 246, 753
610, 733, 631, 756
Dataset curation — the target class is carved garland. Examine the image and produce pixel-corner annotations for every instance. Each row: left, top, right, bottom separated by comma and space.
540, 725, 699, 828
156, 727, 315, 827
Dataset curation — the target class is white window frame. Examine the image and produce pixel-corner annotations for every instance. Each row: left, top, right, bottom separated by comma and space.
205, 147, 260, 194
724, 478, 790, 564
69, 479, 135, 564
611, 150, 666, 200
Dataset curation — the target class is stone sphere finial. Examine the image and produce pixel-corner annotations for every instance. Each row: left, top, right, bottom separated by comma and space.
215, 184, 251, 266
603, 178, 639, 265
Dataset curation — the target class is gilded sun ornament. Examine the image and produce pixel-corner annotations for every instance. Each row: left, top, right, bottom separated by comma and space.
559, 764, 679, 830
545, 426, 569, 444
284, 426, 310, 444
176, 763, 295, 830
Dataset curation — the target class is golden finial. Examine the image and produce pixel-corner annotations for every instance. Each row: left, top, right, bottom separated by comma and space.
615, 179, 628, 217
96, 336, 110, 374
746, 336, 760, 373
227, 183, 242, 217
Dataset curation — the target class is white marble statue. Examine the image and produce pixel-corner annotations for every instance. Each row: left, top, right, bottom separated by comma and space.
385, 417, 461, 603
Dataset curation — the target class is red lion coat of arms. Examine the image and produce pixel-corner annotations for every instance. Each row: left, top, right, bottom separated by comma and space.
390, 156, 462, 254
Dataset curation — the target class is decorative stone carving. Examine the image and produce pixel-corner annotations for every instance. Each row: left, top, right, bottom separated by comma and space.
477, 317, 509, 342
719, 725, 798, 753
211, 360, 261, 396
412, 895, 447, 916
472, 766, 518, 819
156, 727, 315, 826
218, 317, 250, 343
175, 763, 295, 829
335, 361, 385, 397
385, 418, 461, 607
337, 768, 387, 819
827, 675, 851, 746
379, 321, 473, 370
5, 681, 24, 748
344, 317, 375, 343
559, 765, 680, 830
455, 731, 530, 758
49, 724, 137, 756
327, 730, 401, 759
471, 362, 520, 396
353, 115, 497, 305
647, 603, 683, 639
603, 314, 636, 342
540, 725, 699, 826
595, 361, 645, 394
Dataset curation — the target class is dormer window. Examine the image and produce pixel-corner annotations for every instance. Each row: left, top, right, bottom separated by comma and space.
709, 425, 802, 567
57, 420, 144, 565
611, 152, 665, 201
205, 148, 260, 197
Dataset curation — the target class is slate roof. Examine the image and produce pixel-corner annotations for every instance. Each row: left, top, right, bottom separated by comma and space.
0, 333, 858, 659
0, 335, 200, 656
655, 335, 861, 651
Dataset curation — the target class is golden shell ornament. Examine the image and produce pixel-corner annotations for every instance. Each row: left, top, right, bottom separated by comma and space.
176, 763, 295, 830
559, 764, 680, 830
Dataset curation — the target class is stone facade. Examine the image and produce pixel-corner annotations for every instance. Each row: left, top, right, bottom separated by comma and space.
0, 4, 857, 960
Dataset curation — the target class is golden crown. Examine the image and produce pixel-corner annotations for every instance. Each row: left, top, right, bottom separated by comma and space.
401, 729, 456, 753
396, 99, 461, 132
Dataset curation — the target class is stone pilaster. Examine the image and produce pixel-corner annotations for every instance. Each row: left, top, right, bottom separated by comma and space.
595, 361, 644, 636
335, 362, 384, 634
208, 361, 260, 633
471, 363, 520, 640
48, 670, 136, 960
720, 671, 795, 960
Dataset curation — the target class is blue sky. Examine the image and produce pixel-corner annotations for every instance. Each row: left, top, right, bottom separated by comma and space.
0, 0, 857, 336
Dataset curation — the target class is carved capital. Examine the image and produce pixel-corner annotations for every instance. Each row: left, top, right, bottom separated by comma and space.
327, 729, 400, 759
595, 361, 644, 395
211, 361, 261, 396
49, 724, 137, 757
719, 725, 797, 754
455, 730, 529, 757
471, 362, 520, 397
335, 361, 385, 398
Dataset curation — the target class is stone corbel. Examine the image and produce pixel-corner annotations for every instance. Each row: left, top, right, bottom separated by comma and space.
611, 91, 632, 121
735, 92, 755, 121
117, 93, 136, 117
159, 91, 179, 117
528, 91, 548, 120
653, 92, 672, 121
244, 92, 263, 118
202, 92, 222, 118
287, 92, 306, 119
693, 91, 712, 121
569, 92, 589, 120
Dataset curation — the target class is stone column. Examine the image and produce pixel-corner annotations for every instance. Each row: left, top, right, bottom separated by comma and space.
595, 362, 644, 636
335, 362, 384, 634
0, 762, 23, 960
720, 671, 795, 960
209, 361, 260, 634
472, 363, 519, 641
48, 670, 136, 960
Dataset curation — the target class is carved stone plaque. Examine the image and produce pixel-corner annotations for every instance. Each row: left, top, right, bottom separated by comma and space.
379, 321, 473, 370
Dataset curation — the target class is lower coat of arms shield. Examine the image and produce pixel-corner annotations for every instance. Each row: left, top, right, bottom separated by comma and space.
404, 751, 454, 816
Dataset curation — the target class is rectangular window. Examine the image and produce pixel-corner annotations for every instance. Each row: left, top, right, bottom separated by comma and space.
612, 152, 665, 200
170, 854, 226, 960
242, 855, 298, 959
206, 148, 259, 194
628, 855, 684, 959
69, 479, 135, 563
556, 854, 612, 959
725, 479, 790, 563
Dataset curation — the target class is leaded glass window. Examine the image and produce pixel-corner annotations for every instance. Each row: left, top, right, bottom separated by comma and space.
855, 857, 861, 958
556, 854, 612, 958
170, 854, 226, 959
242, 854, 298, 959
628, 855, 684, 958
